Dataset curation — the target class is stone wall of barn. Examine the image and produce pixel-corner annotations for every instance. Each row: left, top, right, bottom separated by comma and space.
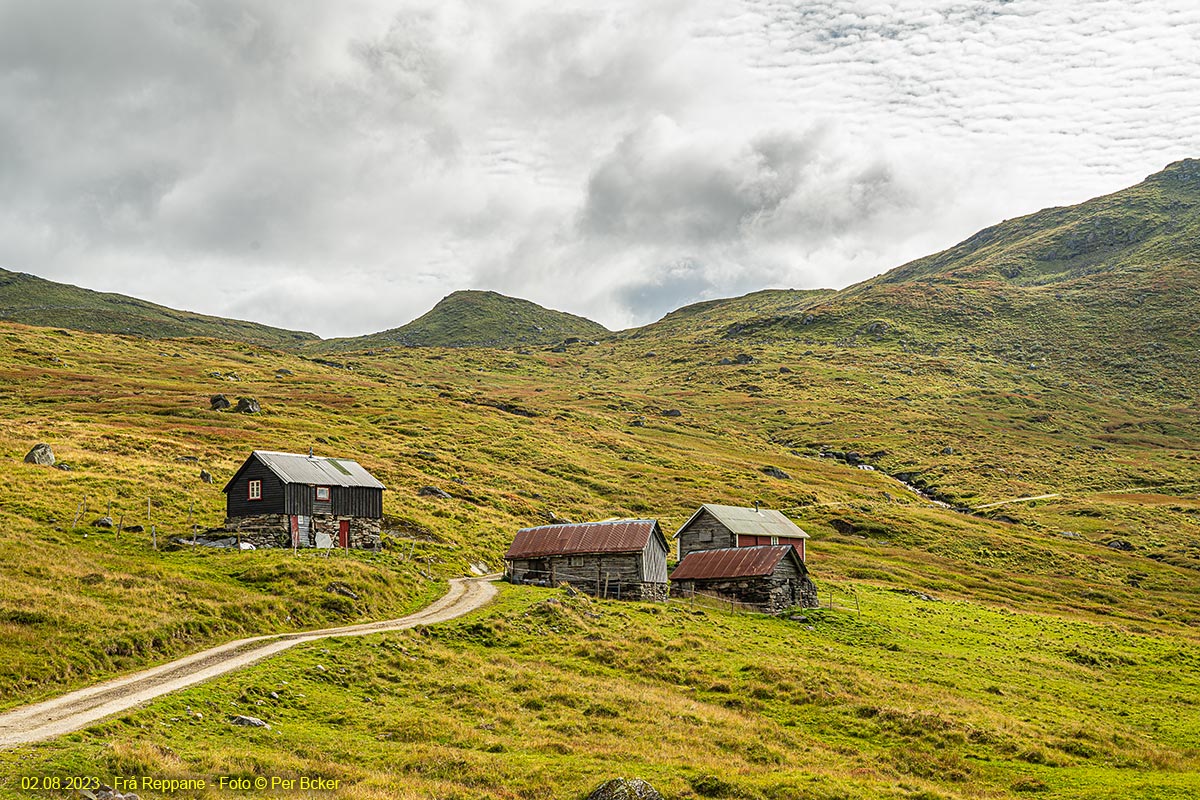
223, 513, 380, 550
672, 573, 818, 613
310, 515, 381, 550
222, 513, 290, 548
678, 510, 737, 558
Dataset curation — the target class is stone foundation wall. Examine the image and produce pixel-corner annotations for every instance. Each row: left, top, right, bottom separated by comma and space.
672, 575, 819, 613
223, 514, 381, 550
310, 515, 381, 550
223, 513, 290, 548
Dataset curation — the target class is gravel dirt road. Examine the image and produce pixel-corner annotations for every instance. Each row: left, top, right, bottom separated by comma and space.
0, 575, 497, 748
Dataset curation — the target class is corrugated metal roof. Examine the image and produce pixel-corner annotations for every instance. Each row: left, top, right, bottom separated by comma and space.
677, 503, 808, 540
505, 519, 661, 559
670, 545, 795, 580
229, 451, 385, 490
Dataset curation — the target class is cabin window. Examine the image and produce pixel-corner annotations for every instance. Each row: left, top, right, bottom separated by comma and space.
248, 480, 262, 501
771, 536, 779, 546
698, 529, 713, 542
567, 556, 584, 567
316, 486, 330, 502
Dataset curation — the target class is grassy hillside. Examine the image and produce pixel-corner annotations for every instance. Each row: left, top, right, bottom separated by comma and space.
696, 160, 1200, 401
0, 268, 317, 348
0, 163, 1198, 799
316, 290, 610, 351
3, 585, 1196, 799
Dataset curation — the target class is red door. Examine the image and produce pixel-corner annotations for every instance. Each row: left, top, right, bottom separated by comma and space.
338, 520, 350, 548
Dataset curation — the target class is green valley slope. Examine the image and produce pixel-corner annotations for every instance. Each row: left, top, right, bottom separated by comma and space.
670, 159, 1200, 403
0, 162, 1199, 800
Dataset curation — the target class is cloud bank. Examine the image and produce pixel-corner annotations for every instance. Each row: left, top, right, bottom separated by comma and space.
1, 0, 1198, 335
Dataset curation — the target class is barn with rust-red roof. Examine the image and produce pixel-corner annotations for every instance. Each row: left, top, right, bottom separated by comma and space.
670, 545, 817, 613
505, 519, 669, 601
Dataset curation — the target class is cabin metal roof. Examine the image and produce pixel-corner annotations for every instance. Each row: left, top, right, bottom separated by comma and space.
669, 545, 798, 580
676, 503, 808, 540
223, 450, 385, 492
505, 519, 664, 559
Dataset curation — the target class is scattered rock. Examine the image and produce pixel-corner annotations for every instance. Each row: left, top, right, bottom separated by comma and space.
93, 517, 114, 528
324, 582, 359, 600
54, 463, 72, 471
586, 778, 664, 800
276, 368, 294, 376
235, 397, 261, 414
661, 409, 682, 418
418, 486, 452, 499
124, 524, 144, 533
717, 357, 734, 365
734, 353, 755, 364
176, 455, 199, 463
891, 588, 938, 602
563, 337, 583, 345
643, 351, 657, 358
1106, 539, 1135, 552
940, 446, 955, 456
1057, 530, 1082, 540
779, 366, 792, 374
469, 561, 489, 576
199, 469, 213, 484
545, 511, 572, 525
23, 443, 54, 466
628, 417, 646, 427
210, 394, 231, 411
416, 450, 437, 459
828, 519, 857, 534
761, 466, 790, 480
230, 715, 271, 729
789, 614, 809, 623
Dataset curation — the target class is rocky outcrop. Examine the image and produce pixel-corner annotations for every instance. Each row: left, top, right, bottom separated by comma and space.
23, 443, 54, 465
586, 778, 664, 800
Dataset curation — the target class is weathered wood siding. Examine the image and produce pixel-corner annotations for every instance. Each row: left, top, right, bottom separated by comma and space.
678, 509, 737, 558
506, 551, 667, 601
332, 486, 382, 518
226, 460, 286, 517
640, 534, 669, 583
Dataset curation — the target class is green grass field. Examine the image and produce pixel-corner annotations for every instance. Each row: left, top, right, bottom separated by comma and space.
2, 585, 1195, 799
3, 161, 1200, 797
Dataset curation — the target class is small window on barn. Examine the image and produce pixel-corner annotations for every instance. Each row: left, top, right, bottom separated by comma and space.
248, 480, 262, 500
316, 486, 330, 501
698, 528, 713, 542
567, 556, 584, 568
771, 536, 779, 546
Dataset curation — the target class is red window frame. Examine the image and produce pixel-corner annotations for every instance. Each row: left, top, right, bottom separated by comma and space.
315, 486, 330, 502
248, 479, 262, 501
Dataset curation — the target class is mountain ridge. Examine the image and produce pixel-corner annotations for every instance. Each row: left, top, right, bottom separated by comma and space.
314, 289, 611, 351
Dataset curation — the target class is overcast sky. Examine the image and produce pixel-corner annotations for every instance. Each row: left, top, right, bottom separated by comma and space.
2, 0, 1198, 337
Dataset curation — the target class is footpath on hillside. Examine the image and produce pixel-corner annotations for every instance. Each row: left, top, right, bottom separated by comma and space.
0, 576, 498, 748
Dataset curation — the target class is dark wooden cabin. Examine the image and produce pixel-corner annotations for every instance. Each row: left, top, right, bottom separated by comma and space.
676, 503, 809, 560
670, 545, 818, 613
222, 450, 385, 549
504, 519, 669, 601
